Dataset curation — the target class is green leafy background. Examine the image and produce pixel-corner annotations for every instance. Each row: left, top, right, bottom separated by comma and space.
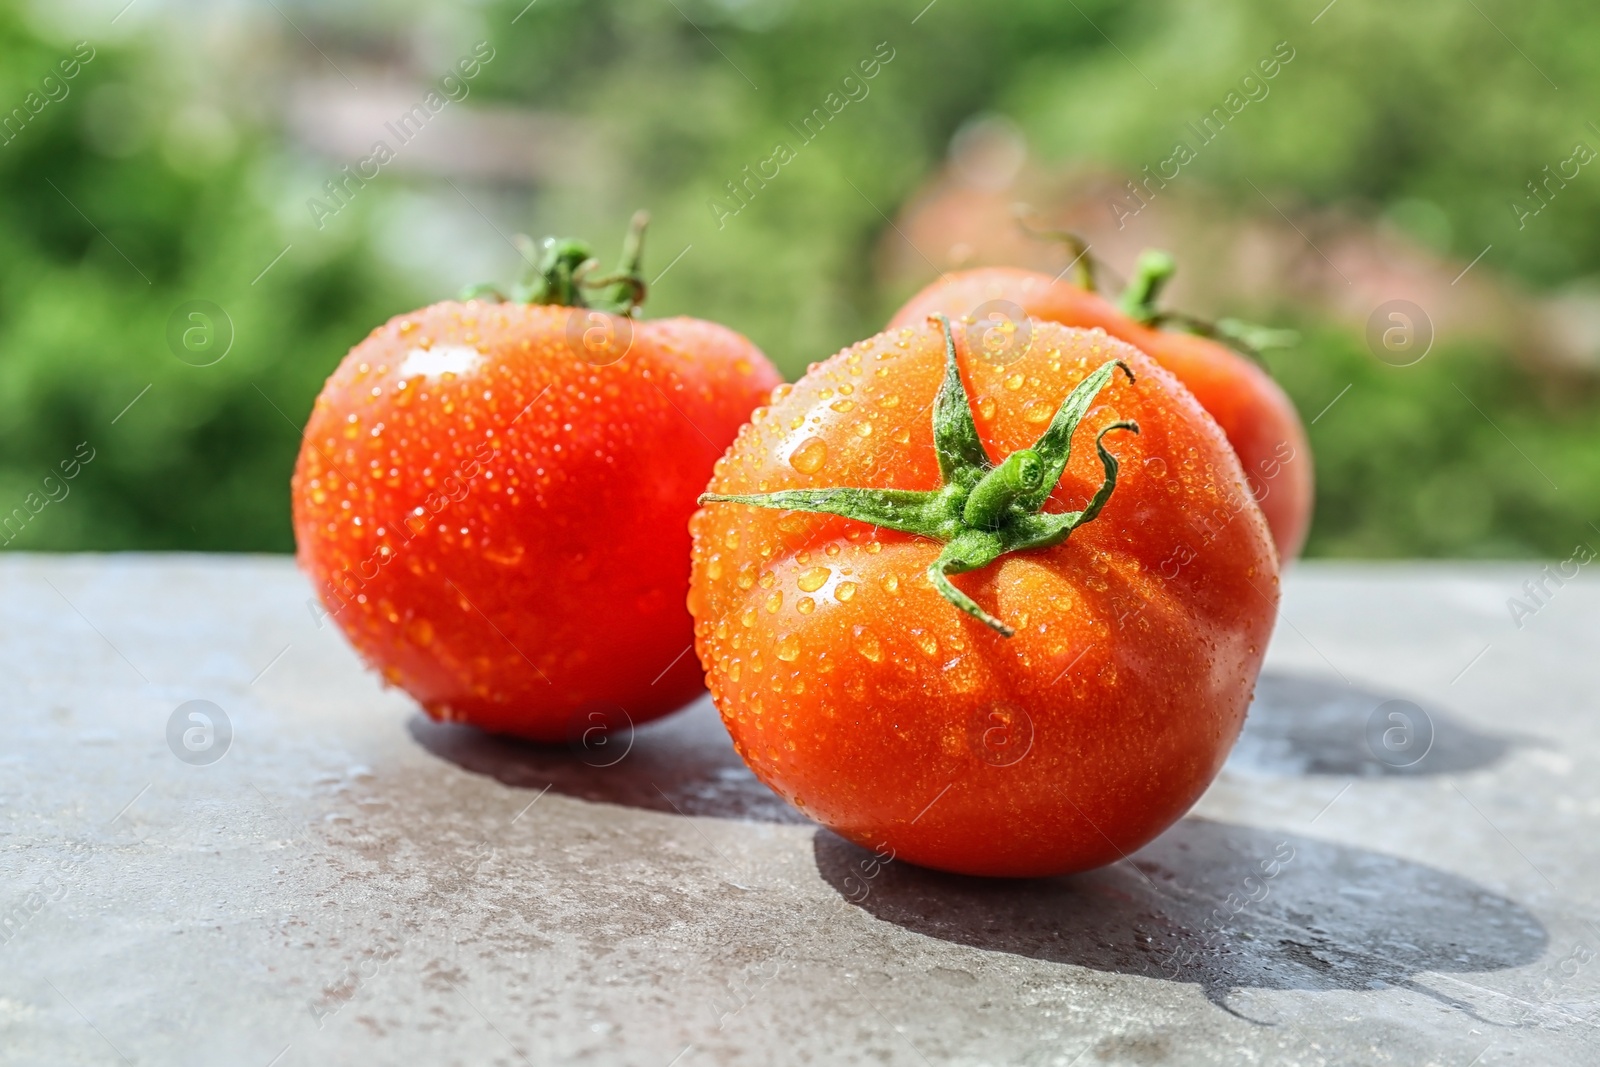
1, 0, 1595, 557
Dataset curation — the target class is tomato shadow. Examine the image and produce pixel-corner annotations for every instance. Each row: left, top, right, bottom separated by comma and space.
1227, 670, 1522, 778
407, 695, 811, 825
814, 818, 1547, 1020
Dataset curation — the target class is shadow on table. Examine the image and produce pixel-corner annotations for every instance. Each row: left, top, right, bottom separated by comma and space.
815, 818, 1547, 1020
411, 670, 1520, 823
1227, 670, 1522, 777
407, 695, 809, 825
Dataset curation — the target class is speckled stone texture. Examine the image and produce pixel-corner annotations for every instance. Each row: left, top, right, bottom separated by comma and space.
1, 555, 1595, 1066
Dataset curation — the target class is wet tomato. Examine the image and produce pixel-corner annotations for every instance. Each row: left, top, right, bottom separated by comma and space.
294, 219, 781, 741
690, 316, 1278, 877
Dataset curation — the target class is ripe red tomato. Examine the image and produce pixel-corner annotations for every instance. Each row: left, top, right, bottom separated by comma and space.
293, 225, 781, 741
690, 317, 1278, 877
888, 260, 1313, 561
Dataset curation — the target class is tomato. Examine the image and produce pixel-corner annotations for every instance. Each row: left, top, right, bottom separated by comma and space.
887, 256, 1313, 561
293, 219, 781, 741
690, 316, 1278, 877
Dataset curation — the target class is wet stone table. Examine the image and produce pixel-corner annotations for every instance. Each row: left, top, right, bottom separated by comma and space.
2, 555, 1597, 1066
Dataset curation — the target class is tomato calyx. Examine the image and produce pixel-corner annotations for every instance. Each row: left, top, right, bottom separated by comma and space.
1115, 248, 1176, 325
1116, 249, 1297, 364
699, 315, 1139, 638
1015, 217, 1297, 364
460, 210, 650, 315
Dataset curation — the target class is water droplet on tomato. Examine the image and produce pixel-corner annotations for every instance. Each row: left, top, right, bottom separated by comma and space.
778, 511, 809, 534
776, 634, 800, 662
854, 627, 882, 663
1022, 398, 1052, 424
789, 436, 828, 474
797, 567, 829, 593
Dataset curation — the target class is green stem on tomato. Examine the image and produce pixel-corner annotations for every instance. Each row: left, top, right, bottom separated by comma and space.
1117, 249, 1297, 367
461, 212, 650, 315
961, 449, 1044, 530
1117, 249, 1177, 325
699, 314, 1139, 637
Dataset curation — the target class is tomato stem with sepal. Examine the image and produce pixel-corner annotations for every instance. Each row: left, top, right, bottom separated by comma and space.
580, 209, 649, 314
1010, 228, 1297, 365
1117, 249, 1176, 325
461, 211, 650, 315
699, 315, 1139, 637
1117, 248, 1296, 365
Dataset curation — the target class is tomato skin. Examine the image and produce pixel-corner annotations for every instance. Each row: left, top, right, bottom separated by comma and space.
690, 321, 1278, 877
887, 268, 1313, 562
294, 300, 780, 742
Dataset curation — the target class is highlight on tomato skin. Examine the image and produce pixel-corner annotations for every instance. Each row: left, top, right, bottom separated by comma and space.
887, 266, 1313, 563
689, 318, 1280, 878
292, 298, 781, 742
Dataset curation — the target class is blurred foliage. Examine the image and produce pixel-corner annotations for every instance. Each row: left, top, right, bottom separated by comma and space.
0, 3, 410, 551
1264, 335, 1597, 558
1, 0, 1597, 557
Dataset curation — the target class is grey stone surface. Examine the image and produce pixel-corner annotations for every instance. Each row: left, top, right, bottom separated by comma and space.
1, 554, 1597, 1066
